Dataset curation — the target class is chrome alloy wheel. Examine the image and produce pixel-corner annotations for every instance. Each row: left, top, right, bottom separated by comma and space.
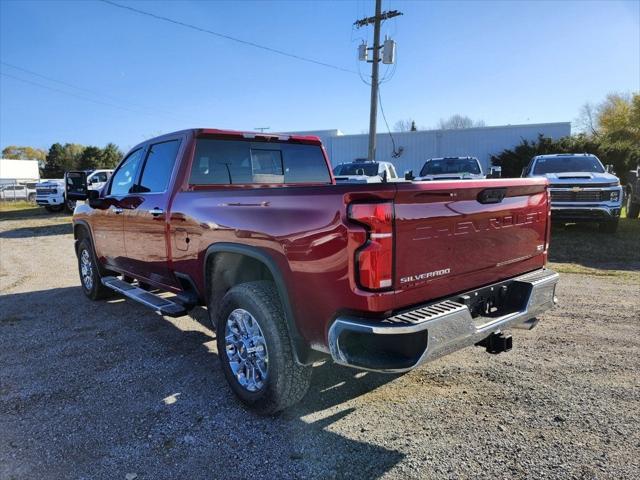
80, 248, 93, 290
224, 308, 269, 392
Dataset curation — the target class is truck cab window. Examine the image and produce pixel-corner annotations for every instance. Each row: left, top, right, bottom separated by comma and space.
110, 149, 143, 196
137, 140, 180, 193
191, 138, 331, 185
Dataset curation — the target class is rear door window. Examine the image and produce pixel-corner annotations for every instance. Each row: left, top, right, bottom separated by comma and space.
137, 140, 180, 193
191, 138, 331, 185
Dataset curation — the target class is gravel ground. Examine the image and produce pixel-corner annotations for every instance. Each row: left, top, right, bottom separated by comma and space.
1, 213, 639, 480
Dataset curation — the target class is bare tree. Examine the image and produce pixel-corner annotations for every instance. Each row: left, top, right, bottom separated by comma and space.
393, 119, 417, 132
438, 114, 485, 130
575, 102, 599, 135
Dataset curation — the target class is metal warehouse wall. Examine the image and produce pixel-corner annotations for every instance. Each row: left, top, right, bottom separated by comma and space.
317, 122, 571, 175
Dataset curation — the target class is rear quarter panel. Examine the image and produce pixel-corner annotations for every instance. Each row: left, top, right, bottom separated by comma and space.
169, 184, 398, 349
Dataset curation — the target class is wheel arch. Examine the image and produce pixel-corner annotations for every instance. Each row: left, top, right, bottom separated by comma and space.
73, 220, 93, 251
204, 243, 320, 365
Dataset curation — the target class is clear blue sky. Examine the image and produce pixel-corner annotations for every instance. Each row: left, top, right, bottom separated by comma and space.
1, 0, 638, 152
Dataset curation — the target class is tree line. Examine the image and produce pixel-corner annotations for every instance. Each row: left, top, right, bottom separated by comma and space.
393, 114, 485, 132
491, 92, 639, 179
2, 143, 124, 178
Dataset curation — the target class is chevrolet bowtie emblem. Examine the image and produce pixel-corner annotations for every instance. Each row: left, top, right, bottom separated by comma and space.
571, 186, 582, 192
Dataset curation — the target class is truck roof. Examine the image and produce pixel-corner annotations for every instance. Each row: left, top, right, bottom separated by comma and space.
534, 153, 596, 159
129, 129, 323, 152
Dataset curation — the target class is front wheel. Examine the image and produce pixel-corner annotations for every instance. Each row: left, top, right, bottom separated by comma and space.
77, 237, 113, 300
216, 281, 312, 414
45, 204, 64, 213
66, 198, 77, 213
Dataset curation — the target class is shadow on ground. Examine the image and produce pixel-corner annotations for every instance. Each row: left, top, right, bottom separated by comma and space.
0, 207, 69, 222
0, 222, 72, 238
0, 287, 404, 479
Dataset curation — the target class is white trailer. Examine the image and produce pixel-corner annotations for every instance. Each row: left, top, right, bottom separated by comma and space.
0, 158, 40, 184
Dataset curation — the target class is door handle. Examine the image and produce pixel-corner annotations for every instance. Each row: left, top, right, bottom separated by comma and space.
148, 208, 164, 216
113, 207, 123, 214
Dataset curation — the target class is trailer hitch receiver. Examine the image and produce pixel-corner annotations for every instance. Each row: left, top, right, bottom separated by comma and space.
476, 332, 512, 354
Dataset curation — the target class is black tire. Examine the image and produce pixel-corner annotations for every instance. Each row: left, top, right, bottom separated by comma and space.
28, 193, 35, 202
65, 198, 77, 213
216, 281, 311, 414
45, 204, 64, 213
599, 219, 619, 234
77, 237, 113, 300
627, 198, 640, 219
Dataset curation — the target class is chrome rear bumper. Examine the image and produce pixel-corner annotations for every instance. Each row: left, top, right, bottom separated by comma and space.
328, 268, 559, 372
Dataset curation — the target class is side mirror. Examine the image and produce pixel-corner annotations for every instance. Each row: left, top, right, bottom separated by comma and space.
65, 171, 89, 200
606, 164, 615, 174
87, 189, 106, 209
404, 170, 414, 181
489, 166, 502, 178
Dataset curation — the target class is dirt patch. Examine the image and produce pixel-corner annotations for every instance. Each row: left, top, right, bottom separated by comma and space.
1, 215, 639, 479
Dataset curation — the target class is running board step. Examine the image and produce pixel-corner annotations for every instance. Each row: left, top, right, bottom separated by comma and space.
101, 276, 187, 317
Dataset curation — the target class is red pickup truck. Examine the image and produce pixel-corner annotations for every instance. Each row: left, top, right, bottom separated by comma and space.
71, 128, 559, 413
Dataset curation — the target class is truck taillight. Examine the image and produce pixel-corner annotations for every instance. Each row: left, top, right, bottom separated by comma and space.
349, 202, 394, 290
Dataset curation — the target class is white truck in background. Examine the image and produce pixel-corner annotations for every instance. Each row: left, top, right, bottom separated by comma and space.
36, 169, 113, 212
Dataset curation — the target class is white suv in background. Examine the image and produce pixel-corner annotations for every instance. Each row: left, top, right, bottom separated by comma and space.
0, 183, 36, 202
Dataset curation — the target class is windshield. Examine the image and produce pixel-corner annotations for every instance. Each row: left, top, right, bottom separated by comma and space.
333, 163, 379, 177
420, 158, 481, 176
533, 156, 604, 174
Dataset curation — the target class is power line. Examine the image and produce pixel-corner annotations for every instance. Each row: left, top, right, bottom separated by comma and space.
378, 88, 402, 158
0, 71, 173, 118
99, 0, 358, 75
0, 61, 196, 122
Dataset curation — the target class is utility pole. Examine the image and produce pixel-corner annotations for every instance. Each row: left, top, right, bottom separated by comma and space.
254, 127, 270, 133
355, 0, 402, 161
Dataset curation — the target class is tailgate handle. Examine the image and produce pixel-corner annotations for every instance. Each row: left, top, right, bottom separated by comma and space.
477, 188, 507, 204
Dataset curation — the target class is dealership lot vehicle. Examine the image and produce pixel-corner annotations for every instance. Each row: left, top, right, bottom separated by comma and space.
0, 213, 638, 479
522, 153, 623, 233
68, 128, 558, 413
35, 179, 65, 212
332, 159, 399, 183
36, 170, 113, 213
0, 183, 36, 202
416, 156, 492, 181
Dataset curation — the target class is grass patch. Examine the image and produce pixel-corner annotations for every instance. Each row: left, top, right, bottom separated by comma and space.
549, 262, 640, 282
0, 201, 41, 213
548, 217, 640, 277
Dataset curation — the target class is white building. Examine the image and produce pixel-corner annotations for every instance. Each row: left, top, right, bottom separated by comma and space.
290, 122, 571, 174
0, 158, 40, 185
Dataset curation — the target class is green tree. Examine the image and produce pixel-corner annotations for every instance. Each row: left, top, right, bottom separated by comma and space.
77, 146, 102, 170
100, 143, 123, 168
2, 145, 46, 161
61, 143, 85, 171
42, 143, 66, 178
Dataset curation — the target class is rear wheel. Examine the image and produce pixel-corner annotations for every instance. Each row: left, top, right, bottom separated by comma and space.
28, 193, 35, 202
599, 219, 619, 234
216, 281, 311, 414
77, 237, 113, 300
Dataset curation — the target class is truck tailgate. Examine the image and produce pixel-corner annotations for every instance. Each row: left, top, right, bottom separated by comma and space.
393, 179, 549, 303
